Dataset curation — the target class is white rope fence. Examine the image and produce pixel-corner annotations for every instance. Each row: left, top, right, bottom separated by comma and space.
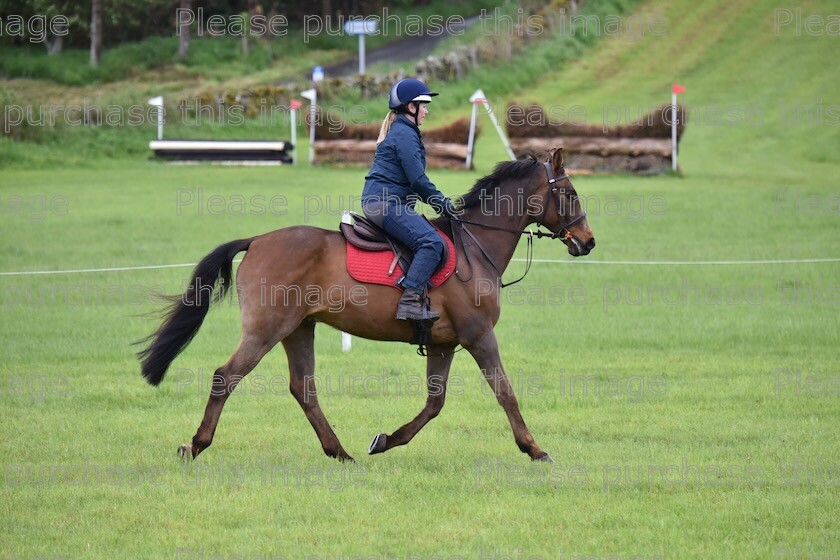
513, 257, 840, 266
2, 257, 838, 277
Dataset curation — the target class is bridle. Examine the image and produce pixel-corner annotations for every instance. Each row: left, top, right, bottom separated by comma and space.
448, 161, 587, 288
539, 161, 587, 239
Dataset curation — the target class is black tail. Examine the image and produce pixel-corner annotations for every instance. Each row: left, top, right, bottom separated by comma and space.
137, 238, 254, 386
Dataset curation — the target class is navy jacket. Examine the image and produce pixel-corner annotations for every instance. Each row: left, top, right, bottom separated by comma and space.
362, 115, 447, 209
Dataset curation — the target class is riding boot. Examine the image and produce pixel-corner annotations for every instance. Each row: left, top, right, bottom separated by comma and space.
395, 287, 440, 322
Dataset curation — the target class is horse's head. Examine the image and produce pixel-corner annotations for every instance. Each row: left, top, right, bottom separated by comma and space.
537, 148, 595, 257
452, 150, 595, 258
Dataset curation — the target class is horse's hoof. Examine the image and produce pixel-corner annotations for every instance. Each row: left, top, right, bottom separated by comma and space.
368, 433, 387, 455
533, 453, 554, 463
177, 444, 194, 461
338, 454, 357, 464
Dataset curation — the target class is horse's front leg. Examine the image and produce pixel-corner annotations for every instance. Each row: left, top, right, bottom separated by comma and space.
368, 345, 455, 455
466, 329, 552, 461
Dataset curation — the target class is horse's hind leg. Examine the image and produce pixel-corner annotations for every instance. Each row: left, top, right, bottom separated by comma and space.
180, 335, 274, 459
368, 346, 455, 455
283, 319, 354, 462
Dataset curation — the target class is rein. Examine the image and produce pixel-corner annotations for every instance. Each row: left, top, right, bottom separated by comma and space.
448, 164, 587, 289
449, 216, 535, 288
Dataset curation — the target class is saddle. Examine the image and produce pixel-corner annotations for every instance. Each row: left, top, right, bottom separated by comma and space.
339, 212, 454, 289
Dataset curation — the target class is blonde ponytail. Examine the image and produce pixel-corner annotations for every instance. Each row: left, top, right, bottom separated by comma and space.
376, 111, 398, 145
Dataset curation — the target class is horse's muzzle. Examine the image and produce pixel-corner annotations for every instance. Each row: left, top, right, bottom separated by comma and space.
566, 235, 596, 257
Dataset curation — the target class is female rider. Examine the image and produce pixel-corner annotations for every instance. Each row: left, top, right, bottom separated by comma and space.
362, 78, 455, 323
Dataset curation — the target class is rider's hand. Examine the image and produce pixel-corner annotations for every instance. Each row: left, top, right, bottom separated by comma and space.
440, 197, 458, 218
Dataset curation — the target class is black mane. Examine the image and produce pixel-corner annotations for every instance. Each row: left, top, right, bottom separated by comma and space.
455, 154, 541, 209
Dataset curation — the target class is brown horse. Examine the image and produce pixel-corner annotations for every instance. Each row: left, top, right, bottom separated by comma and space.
139, 148, 595, 462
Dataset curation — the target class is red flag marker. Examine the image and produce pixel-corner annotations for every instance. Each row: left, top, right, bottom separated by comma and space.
672, 84, 686, 94
290, 99, 303, 110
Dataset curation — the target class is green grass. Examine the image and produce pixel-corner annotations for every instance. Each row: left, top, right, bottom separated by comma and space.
327, 0, 647, 117
1, 155, 837, 559
0, 0, 643, 166
0, 36, 293, 85
1, 0, 839, 557
0, 0, 503, 86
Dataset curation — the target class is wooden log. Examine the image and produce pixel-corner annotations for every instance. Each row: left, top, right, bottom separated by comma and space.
506, 103, 686, 140
563, 153, 671, 176
315, 139, 467, 169
315, 117, 476, 143
313, 139, 376, 152
312, 151, 466, 170
426, 156, 468, 170
509, 136, 672, 157
314, 140, 468, 159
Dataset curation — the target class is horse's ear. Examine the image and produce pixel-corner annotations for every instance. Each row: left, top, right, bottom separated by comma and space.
551, 147, 565, 172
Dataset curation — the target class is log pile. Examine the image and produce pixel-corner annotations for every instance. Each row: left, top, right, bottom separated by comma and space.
313, 117, 478, 170
507, 103, 687, 175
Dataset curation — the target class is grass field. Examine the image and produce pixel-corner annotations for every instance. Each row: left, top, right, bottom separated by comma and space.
2, 0, 839, 558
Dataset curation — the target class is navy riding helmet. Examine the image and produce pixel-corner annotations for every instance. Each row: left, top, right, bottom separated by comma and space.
388, 78, 438, 114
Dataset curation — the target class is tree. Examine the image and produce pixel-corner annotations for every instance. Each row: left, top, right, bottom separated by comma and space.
89, 0, 102, 67
242, 1, 265, 57
45, 25, 63, 54
40, 0, 76, 56
248, 0, 264, 37
178, 0, 191, 60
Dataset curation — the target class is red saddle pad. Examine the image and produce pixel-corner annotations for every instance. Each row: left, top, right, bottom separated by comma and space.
345, 227, 457, 290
